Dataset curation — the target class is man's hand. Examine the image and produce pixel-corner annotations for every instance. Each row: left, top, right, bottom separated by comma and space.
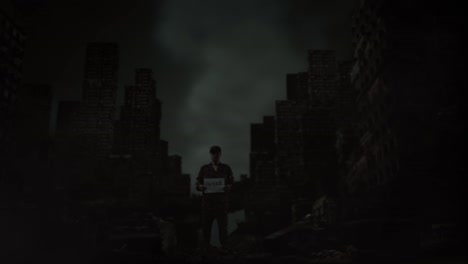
197, 184, 207, 191
223, 185, 232, 192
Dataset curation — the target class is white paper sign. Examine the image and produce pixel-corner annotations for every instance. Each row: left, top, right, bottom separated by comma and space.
204, 178, 225, 193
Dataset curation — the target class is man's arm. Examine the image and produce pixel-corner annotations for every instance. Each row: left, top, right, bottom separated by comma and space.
196, 166, 206, 192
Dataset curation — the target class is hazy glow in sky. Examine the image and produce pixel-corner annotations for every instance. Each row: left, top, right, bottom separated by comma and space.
158, 0, 306, 194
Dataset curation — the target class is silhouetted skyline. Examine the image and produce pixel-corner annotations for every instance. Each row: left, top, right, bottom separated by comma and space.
1, 0, 466, 262
10, 0, 358, 189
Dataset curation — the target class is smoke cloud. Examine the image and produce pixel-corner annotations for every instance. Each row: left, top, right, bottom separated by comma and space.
156, 0, 358, 194
157, 0, 308, 193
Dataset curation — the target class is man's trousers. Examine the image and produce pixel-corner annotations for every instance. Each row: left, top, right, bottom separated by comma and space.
201, 199, 228, 247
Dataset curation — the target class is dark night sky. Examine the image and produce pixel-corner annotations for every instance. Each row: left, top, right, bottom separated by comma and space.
10, 0, 358, 194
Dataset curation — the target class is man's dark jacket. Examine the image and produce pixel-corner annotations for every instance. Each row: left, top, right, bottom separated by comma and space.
196, 162, 234, 212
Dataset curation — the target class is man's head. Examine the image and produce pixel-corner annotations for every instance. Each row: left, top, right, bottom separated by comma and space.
210, 145, 221, 164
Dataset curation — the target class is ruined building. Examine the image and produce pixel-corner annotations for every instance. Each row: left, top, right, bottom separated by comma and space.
338, 0, 466, 251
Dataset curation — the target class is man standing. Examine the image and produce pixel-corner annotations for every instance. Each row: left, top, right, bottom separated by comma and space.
196, 145, 234, 251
